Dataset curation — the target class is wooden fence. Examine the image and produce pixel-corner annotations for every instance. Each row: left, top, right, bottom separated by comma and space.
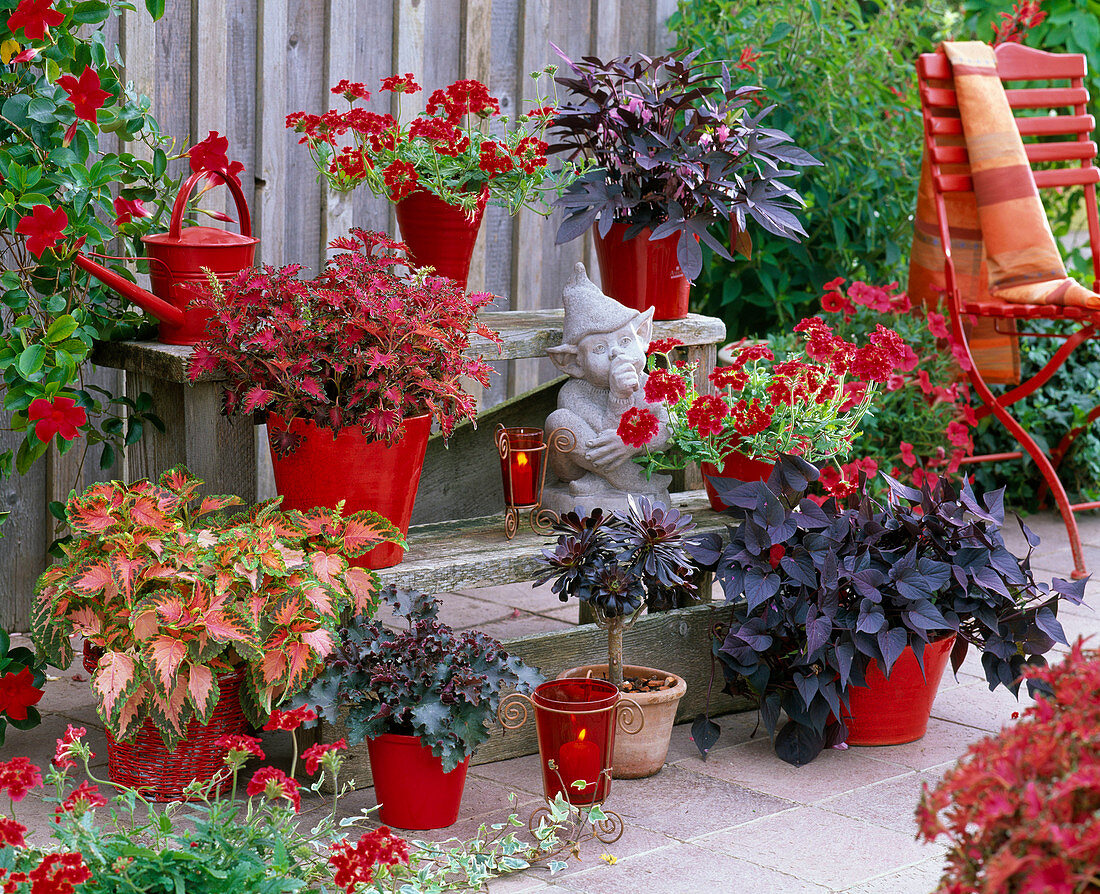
0, 0, 679, 629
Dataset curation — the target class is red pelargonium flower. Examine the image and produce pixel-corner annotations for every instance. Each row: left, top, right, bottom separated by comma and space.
53, 725, 87, 770
246, 766, 301, 812
0, 667, 42, 721
382, 159, 418, 201
302, 738, 347, 775
329, 828, 410, 894
0, 818, 26, 848
647, 338, 683, 356
55, 780, 108, 818
113, 196, 149, 227
643, 368, 686, 405
686, 394, 729, 439
379, 73, 420, 94
215, 733, 265, 761
188, 130, 246, 187
262, 705, 317, 732
27, 396, 87, 443
6, 0, 64, 40
616, 406, 659, 448
16, 204, 68, 259
28, 853, 90, 894
57, 66, 111, 123
0, 757, 42, 802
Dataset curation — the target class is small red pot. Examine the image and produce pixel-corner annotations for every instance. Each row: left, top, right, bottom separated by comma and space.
702, 451, 776, 511
592, 222, 690, 321
395, 188, 488, 290
266, 413, 432, 569
841, 635, 956, 746
366, 733, 470, 830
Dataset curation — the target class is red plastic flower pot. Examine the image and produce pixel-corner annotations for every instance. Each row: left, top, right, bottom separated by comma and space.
366, 733, 470, 830
395, 188, 488, 291
702, 451, 776, 511
592, 221, 690, 321
266, 413, 432, 569
841, 634, 956, 746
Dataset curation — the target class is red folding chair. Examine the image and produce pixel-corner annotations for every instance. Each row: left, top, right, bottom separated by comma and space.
916, 42, 1100, 579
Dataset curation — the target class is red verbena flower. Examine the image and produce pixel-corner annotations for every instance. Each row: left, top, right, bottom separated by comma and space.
0, 667, 42, 721
27, 396, 87, 443
55, 781, 107, 818
215, 734, 265, 761
0, 818, 26, 848
426, 79, 499, 123
53, 725, 87, 770
643, 368, 686, 405
709, 366, 748, 391
329, 828, 410, 894
6, 0, 64, 40
112, 197, 149, 227
686, 394, 729, 438
246, 766, 301, 812
302, 738, 347, 775
262, 705, 317, 732
57, 66, 111, 123
382, 159, 418, 201
731, 342, 774, 366
16, 204, 68, 259
647, 338, 683, 356
728, 399, 773, 438
28, 853, 90, 894
188, 130, 246, 188
0, 757, 42, 802
512, 136, 548, 174
331, 79, 371, 102
478, 141, 514, 177
616, 406, 659, 448
379, 73, 420, 94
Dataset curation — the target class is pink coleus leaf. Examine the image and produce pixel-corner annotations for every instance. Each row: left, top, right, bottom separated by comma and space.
92, 651, 138, 724
114, 684, 149, 741
68, 606, 103, 638
186, 664, 219, 724
309, 551, 346, 585
343, 567, 380, 615
201, 608, 252, 643
130, 494, 173, 530
145, 635, 188, 691
73, 562, 113, 594
68, 498, 117, 533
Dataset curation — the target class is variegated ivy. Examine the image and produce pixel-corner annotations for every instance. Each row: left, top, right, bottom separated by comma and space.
31, 467, 402, 749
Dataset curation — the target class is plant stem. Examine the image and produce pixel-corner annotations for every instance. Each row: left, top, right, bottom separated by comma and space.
608, 617, 624, 688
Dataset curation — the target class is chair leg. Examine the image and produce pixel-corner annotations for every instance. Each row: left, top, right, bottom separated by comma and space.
1036, 401, 1100, 508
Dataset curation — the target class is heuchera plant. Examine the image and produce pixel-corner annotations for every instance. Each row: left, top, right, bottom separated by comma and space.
917, 640, 1100, 893
31, 467, 403, 748
687, 456, 1086, 766
534, 498, 699, 688
287, 72, 581, 215
189, 229, 501, 448
298, 586, 543, 773
623, 316, 912, 475
0, 628, 44, 745
549, 47, 821, 279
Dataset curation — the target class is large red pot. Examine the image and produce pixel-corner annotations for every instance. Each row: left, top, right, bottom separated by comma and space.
395, 188, 488, 290
366, 732, 470, 830
702, 451, 776, 511
592, 222, 690, 321
841, 634, 956, 746
266, 413, 432, 569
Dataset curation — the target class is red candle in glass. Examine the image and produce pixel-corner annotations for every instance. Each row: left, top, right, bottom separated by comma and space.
557, 727, 602, 795
532, 678, 617, 805
499, 427, 544, 507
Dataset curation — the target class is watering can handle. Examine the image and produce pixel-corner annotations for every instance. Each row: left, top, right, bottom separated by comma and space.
169, 167, 253, 241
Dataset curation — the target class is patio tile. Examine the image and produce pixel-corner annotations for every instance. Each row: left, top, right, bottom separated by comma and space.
837, 854, 947, 894
665, 711, 759, 764
845, 718, 986, 772
469, 753, 547, 797
547, 843, 830, 894
479, 611, 574, 640
693, 734, 910, 804
929, 678, 1037, 734
694, 805, 939, 890
815, 764, 956, 837
485, 873, 556, 893
460, 582, 569, 614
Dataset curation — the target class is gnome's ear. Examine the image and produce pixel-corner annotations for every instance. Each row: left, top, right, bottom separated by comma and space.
548, 344, 585, 379
632, 308, 655, 347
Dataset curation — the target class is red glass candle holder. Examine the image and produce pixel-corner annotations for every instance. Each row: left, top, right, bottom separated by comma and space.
498, 426, 545, 509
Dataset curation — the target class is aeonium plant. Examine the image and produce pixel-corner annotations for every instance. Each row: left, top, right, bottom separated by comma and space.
287, 71, 582, 215
687, 456, 1086, 766
623, 315, 913, 476
549, 47, 821, 279
31, 467, 403, 747
188, 228, 501, 449
298, 586, 542, 773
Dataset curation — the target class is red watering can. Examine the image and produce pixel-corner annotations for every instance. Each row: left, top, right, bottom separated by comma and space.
74, 168, 259, 346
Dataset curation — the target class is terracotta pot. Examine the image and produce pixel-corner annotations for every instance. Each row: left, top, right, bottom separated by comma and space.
592, 222, 690, 321
702, 451, 776, 511
559, 664, 687, 779
841, 635, 956, 746
395, 188, 488, 290
366, 732, 470, 830
266, 413, 432, 569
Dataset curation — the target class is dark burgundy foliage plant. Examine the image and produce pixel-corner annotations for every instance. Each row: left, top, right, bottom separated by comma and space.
548, 47, 821, 279
187, 229, 501, 451
687, 456, 1086, 766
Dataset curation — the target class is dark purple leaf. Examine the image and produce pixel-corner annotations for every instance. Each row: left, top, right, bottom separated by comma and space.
691, 713, 721, 759
774, 719, 824, 766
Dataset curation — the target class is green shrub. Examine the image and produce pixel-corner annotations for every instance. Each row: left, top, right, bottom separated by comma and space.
669, 0, 956, 338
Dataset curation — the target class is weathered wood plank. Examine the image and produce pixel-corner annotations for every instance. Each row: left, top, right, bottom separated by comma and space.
461, 0, 493, 296
255, 0, 288, 267
651, 0, 677, 53
226, 0, 259, 226
321, 1, 356, 256
0, 423, 47, 631
193, 0, 229, 220
350, 1, 395, 238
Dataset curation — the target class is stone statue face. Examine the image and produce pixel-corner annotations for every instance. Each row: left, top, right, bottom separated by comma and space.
576, 319, 648, 387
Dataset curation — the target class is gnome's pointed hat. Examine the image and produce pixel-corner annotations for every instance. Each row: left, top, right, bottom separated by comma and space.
560, 262, 646, 344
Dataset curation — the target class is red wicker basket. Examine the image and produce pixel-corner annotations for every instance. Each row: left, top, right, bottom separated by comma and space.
83, 642, 247, 802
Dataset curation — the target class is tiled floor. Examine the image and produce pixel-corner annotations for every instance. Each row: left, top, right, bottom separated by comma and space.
4, 511, 1098, 893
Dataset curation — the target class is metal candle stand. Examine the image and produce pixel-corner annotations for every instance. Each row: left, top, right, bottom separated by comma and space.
496, 425, 576, 539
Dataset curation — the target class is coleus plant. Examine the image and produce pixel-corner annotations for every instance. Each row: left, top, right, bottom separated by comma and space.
297, 586, 542, 773
188, 228, 501, 448
548, 47, 821, 279
534, 498, 699, 687
31, 467, 402, 748
687, 456, 1086, 766
622, 316, 912, 475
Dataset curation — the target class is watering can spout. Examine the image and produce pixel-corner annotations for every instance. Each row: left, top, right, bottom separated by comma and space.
73, 252, 186, 327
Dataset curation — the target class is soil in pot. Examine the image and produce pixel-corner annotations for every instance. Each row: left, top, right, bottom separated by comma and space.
559, 664, 687, 779
366, 732, 470, 830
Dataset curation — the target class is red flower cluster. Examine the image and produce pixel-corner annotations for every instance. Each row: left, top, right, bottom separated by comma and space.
644, 368, 686, 405
426, 79, 499, 122
53, 725, 87, 771
992, 0, 1047, 45
686, 394, 728, 438
246, 766, 302, 812
332, 79, 372, 101
513, 136, 549, 174
0, 667, 42, 721
728, 399, 773, 439
6, 0, 64, 41
821, 276, 912, 320
0, 757, 42, 802
478, 141, 514, 176
409, 117, 469, 157
647, 338, 683, 356
380, 73, 420, 94
617, 406, 660, 448
302, 738, 348, 775
215, 733, 265, 761
27, 396, 87, 443
329, 828, 410, 894
382, 159, 418, 201
0, 818, 25, 848
917, 640, 1100, 892
710, 365, 748, 391
55, 780, 108, 818
262, 705, 317, 732
817, 457, 879, 501
28, 853, 90, 894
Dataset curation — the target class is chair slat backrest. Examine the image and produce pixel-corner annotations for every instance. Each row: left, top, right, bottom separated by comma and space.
916, 43, 1100, 290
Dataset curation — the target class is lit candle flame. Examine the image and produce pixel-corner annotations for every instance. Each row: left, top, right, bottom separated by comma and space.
578, 728, 586, 742
516, 451, 529, 467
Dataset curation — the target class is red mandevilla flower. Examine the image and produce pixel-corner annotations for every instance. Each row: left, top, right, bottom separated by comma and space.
56, 66, 111, 123
616, 406, 659, 448
6, 0, 64, 40
15, 204, 68, 259
27, 396, 87, 443
188, 130, 246, 187
0, 667, 42, 721
112, 197, 149, 227
643, 368, 686, 405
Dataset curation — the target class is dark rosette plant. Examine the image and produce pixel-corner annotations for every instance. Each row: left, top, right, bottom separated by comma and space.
188, 229, 500, 449
298, 586, 542, 773
548, 47, 820, 279
688, 456, 1086, 766
534, 498, 699, 687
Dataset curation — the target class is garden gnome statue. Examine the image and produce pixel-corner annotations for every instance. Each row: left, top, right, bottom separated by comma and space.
543, 262, 672, 515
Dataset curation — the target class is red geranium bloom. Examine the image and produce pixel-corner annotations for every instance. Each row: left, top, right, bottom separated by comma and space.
28, 853, 90, 894
382, 159, 418, 201
302, 738, 347, 775
6, 0, 64, 40
686, 394, 729, 438
379, 73, 420, 94
55, 781, 107, 818
246, 766, 301, 812
16, 204, 68, 259
0, 818, 26, 848
57, 66, 111, 123
262, 705, 317, 732
0, 757, 42, 802
643, 368, 686, 405
0, 667, 42, 721
27, 396, 87, 443
112, 197, 149, 227
188, 130, 246, 187
616, 406, 659, 448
